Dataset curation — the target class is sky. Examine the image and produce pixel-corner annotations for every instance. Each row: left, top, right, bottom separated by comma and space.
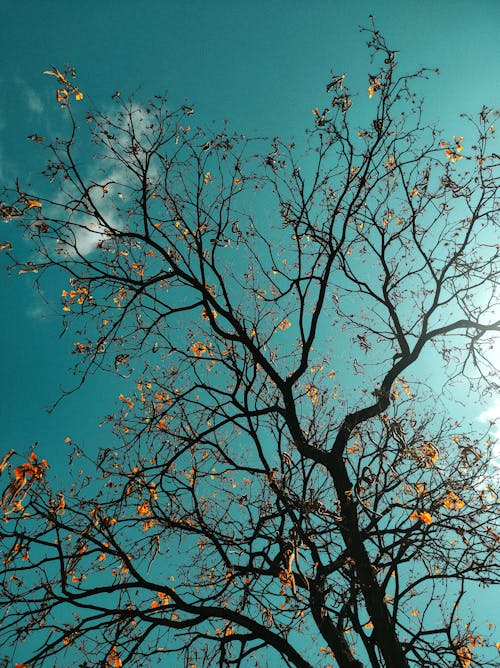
0, 0, 499, 663
1, 0, 498, 473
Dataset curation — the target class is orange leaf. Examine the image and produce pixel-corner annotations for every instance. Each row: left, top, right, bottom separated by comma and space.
201, 308, 217, 321
192, 342, 207, 358
305, 384, 319, 404
25, 200, 42, 209
43, 67, 67, 83
277, 318, 291, 331
137, 500, 151, 516
107, 646, 123, 668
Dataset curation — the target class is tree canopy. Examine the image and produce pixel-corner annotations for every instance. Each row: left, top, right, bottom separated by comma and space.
1, 28, 499, 668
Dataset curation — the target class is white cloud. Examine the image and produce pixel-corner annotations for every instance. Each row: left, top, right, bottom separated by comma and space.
56, 209, 117, 258
54, 169, 129, 257
26, 303, 47, 319
0, 144, 5, 181
15, 77, 44, 114
42, 103, 162, 258
479, 398, 500, 425
479, 397, 500, 471
26, 88, 44, 114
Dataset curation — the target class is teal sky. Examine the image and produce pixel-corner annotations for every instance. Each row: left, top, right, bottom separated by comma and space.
1, 0, 499, 662
2, 0, 499, 470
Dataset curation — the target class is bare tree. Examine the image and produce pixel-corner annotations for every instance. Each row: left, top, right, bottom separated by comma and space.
1, 28, 499, 668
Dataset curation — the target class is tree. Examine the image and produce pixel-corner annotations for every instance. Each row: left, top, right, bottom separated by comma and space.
1, 28, 499, 668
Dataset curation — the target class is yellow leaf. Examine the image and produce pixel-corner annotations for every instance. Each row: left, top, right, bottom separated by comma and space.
457, 645, 472, 667
201, 307, 217, 320
277, 318, 291, 331
75, 91, 84, 101
157, 418, 168, 431
25, 200, 42, 209
305, 384, 319, 404
107, 646, 123, 667
443, 491, 465, 510
422, 441, 439, 465
192, 342, 207, 358
43, 67, 67, 83
368, 78, 381, 99
137, 500, 151, 516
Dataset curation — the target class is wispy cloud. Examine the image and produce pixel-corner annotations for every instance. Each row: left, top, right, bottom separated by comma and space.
479, 397, 500, 471
0, 144, 5, 182
54, 102, 161, 258
54, 167, 129, 257
15, 76, 44, 114
26, 303, 48, 319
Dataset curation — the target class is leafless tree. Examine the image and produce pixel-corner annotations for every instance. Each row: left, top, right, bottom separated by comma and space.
1, 28, 499, 668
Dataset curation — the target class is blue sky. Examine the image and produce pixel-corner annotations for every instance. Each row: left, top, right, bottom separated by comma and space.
0, 0, 499, 663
